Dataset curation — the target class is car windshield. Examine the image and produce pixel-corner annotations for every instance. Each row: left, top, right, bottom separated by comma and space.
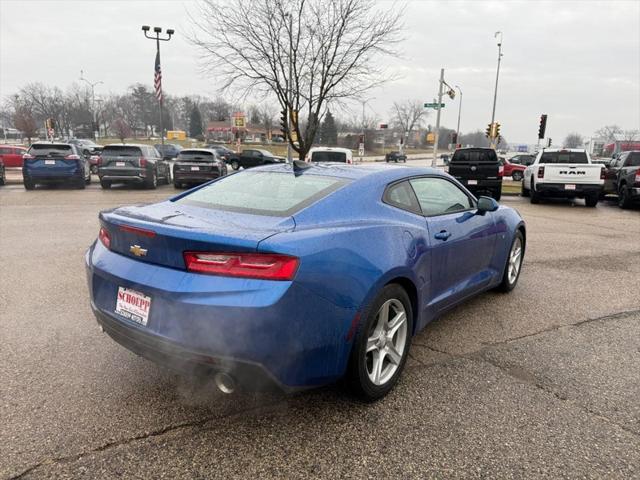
451, 150, 497, 162
101, 146, 143, 157
28, 144, 72, 156
311, 151, 347, 163
178, 151, 215, 162
177, 171, 349, 216
540, 151, 588, 164
626, 153, 640, 167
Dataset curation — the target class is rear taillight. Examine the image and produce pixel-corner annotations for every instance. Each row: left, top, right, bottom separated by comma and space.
498, 165, 504, 178
183, 252, 299, 280
635, 168, 640, 183
139, 157, 147, 167
65, 154, 81, 160
118, 224, 156, 238
23, 154, 35, 160
537, 166, 545, 179
600, 167, 606, 180
98, 227, 111, 249
96, 156, 103, 166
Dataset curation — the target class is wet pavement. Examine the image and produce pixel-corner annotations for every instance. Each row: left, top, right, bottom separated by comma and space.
1, 178, 638, 479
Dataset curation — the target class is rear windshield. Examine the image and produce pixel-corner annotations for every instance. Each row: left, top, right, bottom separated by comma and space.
311, 151, 347, 163
451, 150, 497, 162
626, 153, 640, 167
28, 144, 72, 156
101, 146, 143, 157
540, 151, 588, 164
178, 151, 215, 162
177, 171, 349, 216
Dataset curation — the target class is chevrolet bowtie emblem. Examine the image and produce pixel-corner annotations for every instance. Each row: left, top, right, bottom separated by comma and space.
129, 245, 148, 257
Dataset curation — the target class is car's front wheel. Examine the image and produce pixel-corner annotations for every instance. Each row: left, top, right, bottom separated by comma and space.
496, 230, 524, 292
618, 185, 633, 209
346, 284, 413, 401
512, 171, 523, 181
231, 160, 240, 170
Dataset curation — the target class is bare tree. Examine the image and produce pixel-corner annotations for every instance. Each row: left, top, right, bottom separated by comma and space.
594, 125, 622, 142
112, 118, 132, 143
391, 100, 427, 138
189, 0, 403, 159
563, 132, 584, 148
13, 106, 38, 144
621, 129, 640, 142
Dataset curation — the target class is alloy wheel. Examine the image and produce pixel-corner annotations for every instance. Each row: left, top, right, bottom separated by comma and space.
508, 236, 523, 284
365, 299, 408, 386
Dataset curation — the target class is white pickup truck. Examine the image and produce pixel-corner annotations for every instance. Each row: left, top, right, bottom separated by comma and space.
522, 148, 604, 207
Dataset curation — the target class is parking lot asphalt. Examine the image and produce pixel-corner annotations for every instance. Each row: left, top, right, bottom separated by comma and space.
1, 177, 639, 479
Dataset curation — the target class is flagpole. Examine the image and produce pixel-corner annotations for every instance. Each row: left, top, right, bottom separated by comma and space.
156, 36, 164, 149
141, 26, 174, 148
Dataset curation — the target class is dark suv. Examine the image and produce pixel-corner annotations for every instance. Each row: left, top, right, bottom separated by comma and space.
23, 143, 91, 190
173, 149, 227, 188
448, 148, 502, 200
603, 150, 640, 208
98, 144, 170, 189
385, 151, 407, 163
154, 143, 183, 160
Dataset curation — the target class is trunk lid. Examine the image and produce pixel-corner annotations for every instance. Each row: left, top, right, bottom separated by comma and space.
99, 201, 295, 270
25, 144, 80, 172
448, 149, 500, 180
100, 145, 144, 168
541, 164, 603, 184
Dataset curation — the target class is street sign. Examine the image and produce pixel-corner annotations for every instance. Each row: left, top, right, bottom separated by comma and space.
424, 103, 445, 108
358, 143, 365, 156
379, 123, 388, 129
426, 132, 435, 143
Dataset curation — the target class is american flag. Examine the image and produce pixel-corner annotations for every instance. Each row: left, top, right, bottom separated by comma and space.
154, 50, 163, 103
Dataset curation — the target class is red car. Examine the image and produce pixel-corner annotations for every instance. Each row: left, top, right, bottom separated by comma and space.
0, 145, 28, 168
500, 154, 535, 181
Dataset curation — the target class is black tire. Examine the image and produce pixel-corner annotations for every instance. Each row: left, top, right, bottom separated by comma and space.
512, 171, 523, 182
76, 178, 86, 189
530, 181, 540, 204
493, 189, 502, 201
585, 194, 598, 208
145, 170, 157, 189
0, 173, 5, 186
618, 185, 633, 209
85, 172, 92, 185
24, 178, 35, 190
173, 181, 182, 189
231, 160, 240, 170
496, 230, 524, 293
100, 179, 111, 189
521, 179, 530, 197
346, 284, 413, 402
91, 165, 98, 174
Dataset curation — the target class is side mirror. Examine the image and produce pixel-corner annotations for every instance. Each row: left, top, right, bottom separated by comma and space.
477, 196, 499, 214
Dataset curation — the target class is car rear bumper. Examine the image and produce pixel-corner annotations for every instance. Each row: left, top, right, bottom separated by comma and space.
23, 168, 83, 181
99, 167, 151, 183
457, 179, 502, 193
536, 183, 603, 197
85, 242, 356, 390
173, 172, 221, 183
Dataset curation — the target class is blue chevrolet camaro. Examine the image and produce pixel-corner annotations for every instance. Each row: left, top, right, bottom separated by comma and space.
86, 162, 525, 400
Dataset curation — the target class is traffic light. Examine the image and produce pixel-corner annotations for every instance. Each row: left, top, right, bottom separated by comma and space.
279, 109, 287, 136
485, 123, 492, 138
538, 114, 547, 139
547, 138, 552, 147
494, 123, 501, 139
451, 132, 458, 144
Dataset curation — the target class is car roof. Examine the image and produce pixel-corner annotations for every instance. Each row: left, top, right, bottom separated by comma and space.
540, 148, 586, 153
103, 143, 154, 148
309, 147, 352, 153
251, 162, 444, 182
179, 148, 217, 154
31, 142, 74, 147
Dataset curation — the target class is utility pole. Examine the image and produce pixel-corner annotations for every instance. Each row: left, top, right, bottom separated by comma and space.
142, 25, 174, 149
490, 31, 503, 149
284, 13, 294, 163
431, 68, 444, 167
79, 70, 103, 140
455, 85, 462, 148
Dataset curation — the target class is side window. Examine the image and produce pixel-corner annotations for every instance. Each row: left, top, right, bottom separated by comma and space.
0, 147, 9, 155
409, 177, 474, 216
383, 181, 421, 214
626, 153, 640, 167
510, 156, 520, 164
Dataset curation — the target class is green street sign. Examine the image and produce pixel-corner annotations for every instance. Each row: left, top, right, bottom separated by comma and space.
424, 103, 445, 108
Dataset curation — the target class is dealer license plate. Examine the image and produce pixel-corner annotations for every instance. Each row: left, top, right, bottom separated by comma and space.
115, 287, 151, 326
191, 166, 200, 171
467, 179, 478, 185
565, 184, 576, 190
116, 161, 125, 167
45, 160, 55, 165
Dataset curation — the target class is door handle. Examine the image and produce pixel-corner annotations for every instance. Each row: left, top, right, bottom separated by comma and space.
434, 230, 451, 240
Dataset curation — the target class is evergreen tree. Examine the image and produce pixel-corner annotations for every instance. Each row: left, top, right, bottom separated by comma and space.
189, 105, 203, 138
320, 110, 338, 146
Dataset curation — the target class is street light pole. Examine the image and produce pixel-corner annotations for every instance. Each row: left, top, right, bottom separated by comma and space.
79, 70, 103, 140
455, 85, 462, 147
142, 25, 174, 148
490, 31, 503, 149
431, 68, 444, 168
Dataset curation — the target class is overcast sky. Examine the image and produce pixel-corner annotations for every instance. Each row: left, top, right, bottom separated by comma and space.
1, 0, 639, 144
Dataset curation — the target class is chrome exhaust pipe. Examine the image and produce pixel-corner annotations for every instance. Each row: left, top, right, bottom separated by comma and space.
214, 372, 236, 394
